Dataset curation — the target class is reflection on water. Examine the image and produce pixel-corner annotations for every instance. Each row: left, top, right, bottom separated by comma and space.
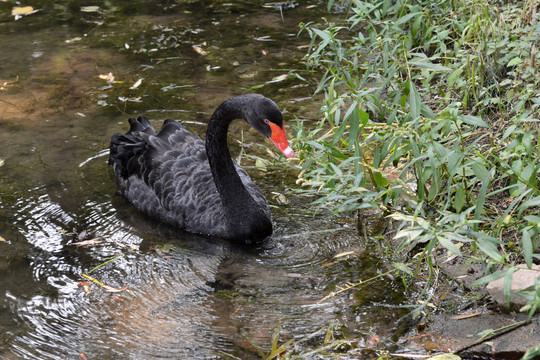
0, 1, 406, 359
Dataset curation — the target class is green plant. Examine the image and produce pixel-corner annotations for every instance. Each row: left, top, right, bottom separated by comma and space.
295, 0, 540, 325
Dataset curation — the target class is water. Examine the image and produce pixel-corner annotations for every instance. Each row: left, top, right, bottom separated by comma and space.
0, 1, 407, 358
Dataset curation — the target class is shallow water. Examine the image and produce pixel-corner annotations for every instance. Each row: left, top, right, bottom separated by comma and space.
0, 1, 407, 358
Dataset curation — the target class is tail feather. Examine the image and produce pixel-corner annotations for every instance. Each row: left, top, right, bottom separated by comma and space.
109, 116, 156, 179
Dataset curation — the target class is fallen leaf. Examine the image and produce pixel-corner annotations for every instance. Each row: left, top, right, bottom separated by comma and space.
72, 238, 102, 247
334, 251, 355, 258
262, 50, 267, 56
192, 45, 207, 55
80, 6, 100, 12
12, 6, 39, 20
102, 284, 129, 293
0, 236, 6, 242
129, 78, 143, 89
65, 37, 82, 44
366, 334, 381, 347
110, 295, 124, 301
266, 74, 288, 84
118, 96, 142, 102
0, 159, 4, 167
78, 230, 87, 241
97, 72, 115, 84
450, 313, 481, 320
80, 353, 88, 360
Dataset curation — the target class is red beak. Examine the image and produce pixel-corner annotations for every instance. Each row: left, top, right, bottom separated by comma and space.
268, 121, 295, 158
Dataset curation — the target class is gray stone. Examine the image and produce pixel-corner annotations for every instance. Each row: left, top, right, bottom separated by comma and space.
486, 264, 540, 311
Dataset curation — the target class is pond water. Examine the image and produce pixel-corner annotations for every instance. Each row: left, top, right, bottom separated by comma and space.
0, 1, 409, 359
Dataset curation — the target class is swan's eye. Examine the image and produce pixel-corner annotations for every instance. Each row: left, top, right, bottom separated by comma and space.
263, 119, 270, 124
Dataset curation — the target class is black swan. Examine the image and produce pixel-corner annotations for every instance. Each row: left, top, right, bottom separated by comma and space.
109, 94, 294, 242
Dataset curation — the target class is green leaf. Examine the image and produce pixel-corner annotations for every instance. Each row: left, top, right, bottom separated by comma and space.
521, 229, 533, 268
392, 262, 414, 276
454, 185, 465, 212
438, 234, 462, 256
503, 267, 515, 308
507, 57, 522, 66
471, 270, 506, 286
473, 168, 493, 231
409, 81, 421, 119
471, 162, 489, 180
476, 236, 502, 261
409, 61, 451, 71
448, 66, 464, 87
255, 158, 267, 172
373, 171, 389, 187
394, 12, 422, 25
460, 115, 488, 128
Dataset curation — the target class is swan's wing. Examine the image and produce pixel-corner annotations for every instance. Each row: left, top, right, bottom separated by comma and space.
110, 119, 228, 235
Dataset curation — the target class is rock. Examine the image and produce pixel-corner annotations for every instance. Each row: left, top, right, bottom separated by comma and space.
486, 264, 540, 311
408, 313, 539, 360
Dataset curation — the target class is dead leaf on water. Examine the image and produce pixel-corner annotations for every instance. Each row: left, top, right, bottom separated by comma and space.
129, 78, 143, 89
65, 37, 82, 44
102, 284, 129, 292
12, 6, 39, 20
80, 6, 100, 12
192, 45, 207, 55
334, 251, 355, 258
72, 238, 102, 247
266, 74, 288, 84
97, 72, 115, 84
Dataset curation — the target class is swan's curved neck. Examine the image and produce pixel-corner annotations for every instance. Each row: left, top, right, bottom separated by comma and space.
205, 98, 271, 240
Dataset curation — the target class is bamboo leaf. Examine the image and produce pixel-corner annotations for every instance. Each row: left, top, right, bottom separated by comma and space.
473, 168, 494, 231
409, 61, 451, 71
460, 115, 488, 128
409, 81, 422, 119
394, 12, 422, 25
471, 270, 506, 287
521, 229, 533, 268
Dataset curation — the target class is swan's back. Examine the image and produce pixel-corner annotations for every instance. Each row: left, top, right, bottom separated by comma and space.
109, 117, 270, 239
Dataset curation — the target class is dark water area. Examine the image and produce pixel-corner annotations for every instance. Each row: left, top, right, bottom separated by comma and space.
0, 1, 409, 359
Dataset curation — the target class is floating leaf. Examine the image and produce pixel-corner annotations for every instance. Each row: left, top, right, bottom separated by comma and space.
192, 45, 207, 55
12, 6, 39, 20
65, 37, 82, 44
80, 6, 100, 13
266, 74, 288, 84
334, 251, 355, 258
97, 72, 115, 84
255, 157, 267, 172
72, 238, 102, 247
129, 78, 143, 89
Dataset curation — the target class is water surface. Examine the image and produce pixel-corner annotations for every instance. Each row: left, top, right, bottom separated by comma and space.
0, 1, 407, 358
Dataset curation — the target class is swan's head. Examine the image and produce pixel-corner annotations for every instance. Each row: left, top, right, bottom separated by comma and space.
244, 95, 295, 159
